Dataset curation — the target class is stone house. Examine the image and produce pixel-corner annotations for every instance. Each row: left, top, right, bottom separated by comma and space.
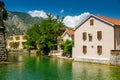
72, 14, 120, 64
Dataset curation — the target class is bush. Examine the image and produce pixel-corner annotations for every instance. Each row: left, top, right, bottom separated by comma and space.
59, 40, 73, 57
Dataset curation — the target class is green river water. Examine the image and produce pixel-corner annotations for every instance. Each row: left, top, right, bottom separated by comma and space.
0, 54, 120, 80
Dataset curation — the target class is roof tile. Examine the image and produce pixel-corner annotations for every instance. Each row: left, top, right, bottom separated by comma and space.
97, 15, 120, 26
66, 28, 74, 36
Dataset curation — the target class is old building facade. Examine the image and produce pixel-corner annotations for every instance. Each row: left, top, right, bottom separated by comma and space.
72, 14, 120, 64
7, 35, 26, 49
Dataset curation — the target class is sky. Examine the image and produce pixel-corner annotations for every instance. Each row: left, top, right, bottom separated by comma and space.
2, 0, 120, 28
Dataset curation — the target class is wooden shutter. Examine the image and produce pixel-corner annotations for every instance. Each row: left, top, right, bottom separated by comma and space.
90, 19, 94, 26
83, 32, 87, 41
83, 46, 87, 54
97, 46, 102, 55
97, 31, 102, 40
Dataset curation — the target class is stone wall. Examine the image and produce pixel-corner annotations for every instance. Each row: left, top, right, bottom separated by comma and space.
110, 50, 120, 66
74, 57, 110, 64
0, 1, 8, 62
0, 29, 8, 61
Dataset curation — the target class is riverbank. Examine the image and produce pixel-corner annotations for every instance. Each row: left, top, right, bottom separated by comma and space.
50, 53, 74, 61
0, 62, 11, 64
1, 54, 120, 80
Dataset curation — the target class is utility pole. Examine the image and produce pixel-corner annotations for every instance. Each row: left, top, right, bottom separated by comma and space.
0, 1, 8, 61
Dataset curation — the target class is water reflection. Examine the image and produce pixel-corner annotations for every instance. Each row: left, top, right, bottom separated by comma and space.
0, 65, 8, 80
0, 55, 120, 80
72, 62, 120, 80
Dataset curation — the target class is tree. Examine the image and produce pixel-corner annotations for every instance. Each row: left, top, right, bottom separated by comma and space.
25, 13, 65, 55
0, 1, 8, 20
38, 14, 64, 55
25, 24, 40, 50
0, 1, 8, 35
0, 1, 8, 61
60, 40, 74, 57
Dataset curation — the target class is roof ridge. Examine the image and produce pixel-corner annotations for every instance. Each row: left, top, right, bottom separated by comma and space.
96, 15, 120, 26
74, 14, 120, 30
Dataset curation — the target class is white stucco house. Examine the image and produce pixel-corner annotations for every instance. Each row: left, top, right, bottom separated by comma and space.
72, 14, 120, 64
61, 28, 74, 42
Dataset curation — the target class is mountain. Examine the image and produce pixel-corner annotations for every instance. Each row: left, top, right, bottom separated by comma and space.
4, 11, 42, 36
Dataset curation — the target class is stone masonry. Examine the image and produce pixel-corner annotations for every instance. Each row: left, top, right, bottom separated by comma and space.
0, 2, 8, 61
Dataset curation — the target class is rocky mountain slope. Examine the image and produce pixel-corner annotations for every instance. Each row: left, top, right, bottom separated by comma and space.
4, 11, 42, 35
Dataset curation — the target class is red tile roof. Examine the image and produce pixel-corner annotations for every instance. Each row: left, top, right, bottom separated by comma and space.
66, 28, 74, 36
97, 15, 120, 26
75, 14, 120, 30
66, 28, 74, 40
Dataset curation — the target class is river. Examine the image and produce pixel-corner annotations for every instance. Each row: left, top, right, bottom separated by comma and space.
0, 54, 120, 80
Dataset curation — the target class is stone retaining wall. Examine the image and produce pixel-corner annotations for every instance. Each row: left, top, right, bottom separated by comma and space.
74, 57, 109, 64
8, 49, 37, 54
110, 50, 120, 66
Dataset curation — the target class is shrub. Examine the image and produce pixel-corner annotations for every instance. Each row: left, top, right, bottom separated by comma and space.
59, 40, 74, 57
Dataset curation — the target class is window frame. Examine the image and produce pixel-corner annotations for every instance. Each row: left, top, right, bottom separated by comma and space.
88, 33, 92, 41
97, 31, 102, 41
83, 45, 87, 54
90, 19, 94, 26
97, 45, 102, 55
16, 36, 20, 40
83, 32, 87, 41
22, 36, 26, 40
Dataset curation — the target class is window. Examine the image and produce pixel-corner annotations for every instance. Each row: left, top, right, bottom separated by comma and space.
16, 36, 20, 40
83, 32, 87, 41
83, 46, 87, 54
88, 33, 92, 41
22, 36, 26, 40
97, 31, 102, 40
9, 37, 13, 40
10, 42, 19, 49
97, 45, 102, 55
90, 19, 94, 26
22, 42, 26, 45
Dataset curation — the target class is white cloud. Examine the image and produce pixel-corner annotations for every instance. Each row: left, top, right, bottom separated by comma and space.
63, 12, 90, 28
28, 10, 47, 18
60, 9, 64, 14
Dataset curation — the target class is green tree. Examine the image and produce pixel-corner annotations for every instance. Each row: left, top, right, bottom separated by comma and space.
25, 13, 65, 55
0, 1, 8, 20
25, 24, 40, 50
60, 40, 74, 57
38, 14, 64, 55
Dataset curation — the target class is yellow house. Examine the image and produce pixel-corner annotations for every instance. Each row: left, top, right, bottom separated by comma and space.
7, 35, 27, 49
